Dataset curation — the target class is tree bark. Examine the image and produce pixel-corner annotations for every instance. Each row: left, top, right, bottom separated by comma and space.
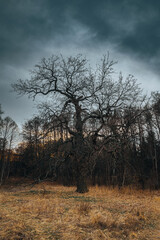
76, 170, 88, 193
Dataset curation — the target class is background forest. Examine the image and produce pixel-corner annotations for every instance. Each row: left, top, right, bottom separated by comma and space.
0, 55, 160, 193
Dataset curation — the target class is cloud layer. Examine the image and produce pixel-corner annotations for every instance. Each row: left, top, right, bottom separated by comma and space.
0, 0, 160, 125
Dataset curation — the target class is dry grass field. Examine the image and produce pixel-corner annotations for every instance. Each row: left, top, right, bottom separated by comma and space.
0, 179, 160, 240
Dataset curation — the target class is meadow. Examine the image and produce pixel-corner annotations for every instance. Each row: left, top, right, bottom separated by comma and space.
0, 179, 160, 240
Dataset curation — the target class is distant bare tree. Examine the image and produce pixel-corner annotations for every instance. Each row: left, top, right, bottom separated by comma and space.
0, 116, 18, 184
22, 116, 46, 178
0, 104, 3, 137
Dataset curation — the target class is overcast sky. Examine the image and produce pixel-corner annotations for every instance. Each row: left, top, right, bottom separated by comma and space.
0, 0, 160, 127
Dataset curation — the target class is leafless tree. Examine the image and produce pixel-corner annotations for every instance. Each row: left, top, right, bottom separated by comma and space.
12, 54, 145, 192
0, 116, 18, 184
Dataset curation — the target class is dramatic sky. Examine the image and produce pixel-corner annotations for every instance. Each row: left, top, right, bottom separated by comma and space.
1, 0, 160, 127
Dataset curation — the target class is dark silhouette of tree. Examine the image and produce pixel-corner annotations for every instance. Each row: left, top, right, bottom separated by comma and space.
0, 116, 18, 184
12, 54, 146, 192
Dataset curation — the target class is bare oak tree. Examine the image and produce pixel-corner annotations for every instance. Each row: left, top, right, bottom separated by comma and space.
12, 54, 144, 192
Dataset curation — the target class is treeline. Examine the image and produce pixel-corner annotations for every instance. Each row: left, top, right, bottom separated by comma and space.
1, 54, 160, 192
14, 95, 160, 191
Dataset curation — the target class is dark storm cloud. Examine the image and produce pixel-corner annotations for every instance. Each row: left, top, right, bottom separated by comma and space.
0, 0, 160, 127
67, 0, 160, 67
1, 0, 160, 67
0, 0, 67, 66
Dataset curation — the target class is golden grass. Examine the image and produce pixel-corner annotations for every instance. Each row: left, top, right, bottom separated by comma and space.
0, 180, 160, 240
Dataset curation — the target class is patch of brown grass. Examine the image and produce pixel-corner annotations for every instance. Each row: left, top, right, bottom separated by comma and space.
0, 180, 160, 239
77, 202, 92, 215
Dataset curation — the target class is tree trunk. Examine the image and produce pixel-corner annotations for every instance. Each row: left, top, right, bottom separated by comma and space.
0, 160, 5, 185
76, 171, 88, 193
74, 100, 89, 193
74, 135, 89, 193
0, 142, 6, 185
